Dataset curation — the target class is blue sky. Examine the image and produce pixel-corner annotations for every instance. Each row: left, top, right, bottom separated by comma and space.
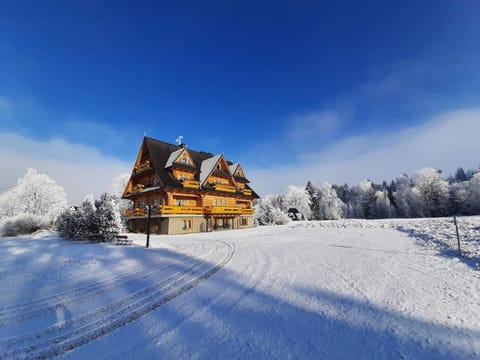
1, 1, 480, 203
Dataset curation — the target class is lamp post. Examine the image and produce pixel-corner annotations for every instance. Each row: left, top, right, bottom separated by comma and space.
145, 204, 158, 248
146, 205, 151, 248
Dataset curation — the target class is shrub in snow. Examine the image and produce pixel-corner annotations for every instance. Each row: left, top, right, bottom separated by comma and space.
56, 193, 120, 242
0, 214, 49, 237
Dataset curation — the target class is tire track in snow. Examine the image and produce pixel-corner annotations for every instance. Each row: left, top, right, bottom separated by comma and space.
0, 240, 235, 360
0, 242, 214, 326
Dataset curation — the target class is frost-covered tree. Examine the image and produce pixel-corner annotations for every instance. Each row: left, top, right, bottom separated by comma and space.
393, 175, 424, 218
282, 185, 311, 220
94, 193, 120, 241
348, 180, 377, 219
13, 169, 68, 222
413, 168, 450, 217
465, 173, 480, 214
371, 190, 394, 219
318, 182, 345, 220
56, 193, 119, 242
254, 195, 290, 225
305, 181, 320, 220
111, 172, 132, 228
0, 169, 67, 236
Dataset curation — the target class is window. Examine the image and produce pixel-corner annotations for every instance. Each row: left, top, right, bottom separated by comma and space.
241, 218, 248, 226
182, 219, 192, 230
181, 156, 188, 164
176, 199, 186, 206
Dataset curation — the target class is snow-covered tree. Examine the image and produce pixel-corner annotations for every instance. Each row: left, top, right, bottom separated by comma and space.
465, 173, 480, 214
0, 168, 68, 235
56, 193, 119, 242
111, 172, 132, 228
94, 193, 120, 241
254, 195, 290, 225
413, 168, 450, 217
305, 181, 320, 220
371, 190, 394, 219
13, 169, 68, 222
318, 182, 345, 220
392, 175, 424, 218
282, 185, 311, 220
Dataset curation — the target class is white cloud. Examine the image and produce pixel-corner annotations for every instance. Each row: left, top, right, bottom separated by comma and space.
0, 133, 131, 205
288, 110, 345, 142
249, 108, 480, 196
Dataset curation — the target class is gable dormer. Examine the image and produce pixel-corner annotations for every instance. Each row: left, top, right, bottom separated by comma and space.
165, 147, 195, 169
200, 154, 237, 193
229, 163, 250, 183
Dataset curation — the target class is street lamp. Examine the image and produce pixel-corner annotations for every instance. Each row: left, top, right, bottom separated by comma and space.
145, 204, 157, 248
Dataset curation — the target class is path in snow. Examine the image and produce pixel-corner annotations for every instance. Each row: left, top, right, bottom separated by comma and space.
0, 234, 234, 359
66, 223, 479, 359
1, 221, 479, 359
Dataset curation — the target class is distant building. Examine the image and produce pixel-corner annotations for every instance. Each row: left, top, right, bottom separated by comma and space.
122, 136, 258, 234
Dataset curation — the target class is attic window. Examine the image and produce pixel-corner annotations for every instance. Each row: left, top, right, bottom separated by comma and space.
181, 157, 188, 164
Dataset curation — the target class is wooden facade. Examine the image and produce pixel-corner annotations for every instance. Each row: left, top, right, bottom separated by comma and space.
122, 137, 258, 235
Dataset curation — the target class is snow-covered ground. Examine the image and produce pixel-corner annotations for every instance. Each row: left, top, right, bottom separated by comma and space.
0, 218, 479, 359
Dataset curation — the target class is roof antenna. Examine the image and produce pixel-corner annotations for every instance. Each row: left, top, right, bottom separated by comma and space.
175, 135, 184, 145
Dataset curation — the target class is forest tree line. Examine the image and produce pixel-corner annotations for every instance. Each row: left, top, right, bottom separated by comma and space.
254, 167, 480, 225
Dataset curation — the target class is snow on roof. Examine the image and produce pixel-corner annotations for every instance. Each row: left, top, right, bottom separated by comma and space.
200, 154, 222, 185
164, 148, 184, 168
229, 163, 239, 175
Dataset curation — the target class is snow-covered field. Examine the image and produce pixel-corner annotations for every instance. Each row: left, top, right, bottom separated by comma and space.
0, 218, 479, 359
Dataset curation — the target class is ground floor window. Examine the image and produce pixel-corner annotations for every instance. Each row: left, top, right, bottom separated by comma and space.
241, 217, 248, 226
182, 219, 192, 230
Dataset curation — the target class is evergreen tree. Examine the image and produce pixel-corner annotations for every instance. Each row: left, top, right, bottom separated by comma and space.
305, 181, 320, 220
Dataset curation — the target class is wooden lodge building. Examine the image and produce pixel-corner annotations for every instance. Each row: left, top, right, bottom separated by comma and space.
122, 136, 258, 235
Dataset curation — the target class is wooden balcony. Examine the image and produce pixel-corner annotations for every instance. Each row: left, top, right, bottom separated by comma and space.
124, 208, 146, 217
242, 189, 252, 196
135, 161, 153, 175
213, 184, 236, 193
158, 205, 203, 215
242, 208, 254, 215
205, 206, 243, 215
183, 179, 200, 189
130, 184, 145, 194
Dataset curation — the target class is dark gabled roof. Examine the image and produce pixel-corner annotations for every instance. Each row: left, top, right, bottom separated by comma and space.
130, 136, 258, 198
144, 137, 214, 188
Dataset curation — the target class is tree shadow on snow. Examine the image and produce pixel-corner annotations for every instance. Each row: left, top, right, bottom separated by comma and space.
397, 227, 480, 271
67, 248, 480, 360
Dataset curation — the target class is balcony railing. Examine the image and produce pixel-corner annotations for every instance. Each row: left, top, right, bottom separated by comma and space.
242, 189, 252, 196
205, 206, 243, 215
158, 205, 203, 214
213, 184, 236, 193
125, 205, 253, 217
183, 179, 200, 189
124, 208, 146, 217
135, 161, 153, 175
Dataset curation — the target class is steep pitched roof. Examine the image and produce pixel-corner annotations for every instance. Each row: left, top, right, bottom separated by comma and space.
124, 136, 258, 198
164, 148, 184, 168
199, 154, 222, 185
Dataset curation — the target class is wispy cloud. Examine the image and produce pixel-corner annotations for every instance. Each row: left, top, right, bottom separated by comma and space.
0, 132, 131, 204
250, 108, 480, 195
288, 109, 348, 144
